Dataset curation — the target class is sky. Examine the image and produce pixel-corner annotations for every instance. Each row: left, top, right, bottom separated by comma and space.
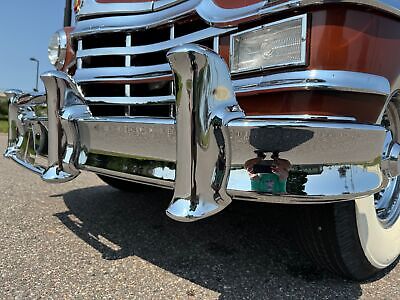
0, 1, 68, 93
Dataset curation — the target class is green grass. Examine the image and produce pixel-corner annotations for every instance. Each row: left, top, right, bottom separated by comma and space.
0, 96, 7, 118
0, 119, 8, 133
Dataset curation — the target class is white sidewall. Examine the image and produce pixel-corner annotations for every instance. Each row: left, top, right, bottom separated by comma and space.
355, 195, 400, 269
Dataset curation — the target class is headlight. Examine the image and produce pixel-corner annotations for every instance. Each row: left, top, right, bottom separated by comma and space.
48, 30, 68, 70
230, 14, 307, 74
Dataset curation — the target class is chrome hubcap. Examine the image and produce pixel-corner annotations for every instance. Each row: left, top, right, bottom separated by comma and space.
375, 177, 400, 227
375, 103, 400, 228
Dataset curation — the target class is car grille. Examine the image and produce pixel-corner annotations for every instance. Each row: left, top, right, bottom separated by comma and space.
72, 14, 235, 117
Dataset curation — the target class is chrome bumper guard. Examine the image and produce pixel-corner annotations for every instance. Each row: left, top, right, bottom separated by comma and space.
4, 45, 398, 222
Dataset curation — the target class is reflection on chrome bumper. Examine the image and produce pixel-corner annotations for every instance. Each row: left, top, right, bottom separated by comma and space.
3, 45, 397, 222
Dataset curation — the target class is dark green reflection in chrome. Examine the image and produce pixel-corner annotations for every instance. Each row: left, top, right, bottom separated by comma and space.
86, 152, 176, 182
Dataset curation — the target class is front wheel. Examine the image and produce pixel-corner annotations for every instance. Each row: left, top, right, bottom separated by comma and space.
295, 100, 400, 280
294, 195, 400, 280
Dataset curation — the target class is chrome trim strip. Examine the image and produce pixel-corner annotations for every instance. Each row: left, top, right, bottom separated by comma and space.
153, 0, 188, 11
74, 64, 171, 83
229, 14, 307, 74
233, 70, 391, 96
85, 95, 175, 105
77, 0, 188, 18
78, 0, 153, 16
82, 116, 175, 125
248, 114, 357, 122
72, 0, 201, 37
76, 68, 390, 95
76, 27, 235, 58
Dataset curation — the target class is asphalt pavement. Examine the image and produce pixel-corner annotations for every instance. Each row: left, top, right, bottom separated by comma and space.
0, 134, 399, 299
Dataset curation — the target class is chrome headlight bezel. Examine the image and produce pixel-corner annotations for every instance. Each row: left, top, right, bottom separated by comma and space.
48, 30, 68, 70
229, 14, 308, 75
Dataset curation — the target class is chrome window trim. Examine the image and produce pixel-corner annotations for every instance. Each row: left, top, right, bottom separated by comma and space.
233, 70, 391, 96
229, 14, 307, 75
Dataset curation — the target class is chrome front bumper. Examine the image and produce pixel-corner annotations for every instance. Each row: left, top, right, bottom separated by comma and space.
4, 45, 398, 221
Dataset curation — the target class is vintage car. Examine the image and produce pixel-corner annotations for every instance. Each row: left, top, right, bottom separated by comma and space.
4, 0, 400, 280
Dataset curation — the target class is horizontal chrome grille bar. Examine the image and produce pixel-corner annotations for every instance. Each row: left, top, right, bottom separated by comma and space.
77, 27, 235, 58
75, 64, 171, 83
75, 72, 173, 83
86, 95, 175, 105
